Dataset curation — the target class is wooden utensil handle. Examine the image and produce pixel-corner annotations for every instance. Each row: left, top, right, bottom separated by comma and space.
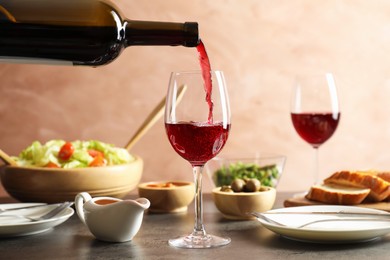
0, 149, 17, 166
124, 85, 187, 151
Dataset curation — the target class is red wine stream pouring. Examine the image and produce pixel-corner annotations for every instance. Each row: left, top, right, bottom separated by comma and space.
196, 40, 214, 123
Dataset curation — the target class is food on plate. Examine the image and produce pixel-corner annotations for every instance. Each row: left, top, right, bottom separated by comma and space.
323, 171, 390, 202
305, 170, 390, 204
220, 178, 263, 193
12, 140, 134, 168
305, 184, 371, 205
214, 162, 280, 188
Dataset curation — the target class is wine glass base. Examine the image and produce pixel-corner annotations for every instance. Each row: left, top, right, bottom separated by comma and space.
169, 233, 231, 249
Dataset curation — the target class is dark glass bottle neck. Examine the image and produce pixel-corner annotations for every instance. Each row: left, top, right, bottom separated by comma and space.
124, 21, 199, 47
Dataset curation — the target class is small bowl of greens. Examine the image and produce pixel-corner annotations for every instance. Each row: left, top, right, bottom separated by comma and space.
206, 154, 286, 189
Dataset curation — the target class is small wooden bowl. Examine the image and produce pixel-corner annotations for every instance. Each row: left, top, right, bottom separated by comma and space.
0, 156, 143, 203
212, 186, 276, 220
138, 181, 195, 213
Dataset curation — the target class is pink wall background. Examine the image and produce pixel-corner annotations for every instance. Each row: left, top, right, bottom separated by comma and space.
2, 0, 390, 197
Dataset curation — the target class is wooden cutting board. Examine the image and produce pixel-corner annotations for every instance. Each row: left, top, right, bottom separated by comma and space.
284, 196, 390, 212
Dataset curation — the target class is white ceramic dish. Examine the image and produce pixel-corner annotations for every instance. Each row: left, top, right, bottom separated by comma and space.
0, 203, 74, 237
255, 205, 390, 243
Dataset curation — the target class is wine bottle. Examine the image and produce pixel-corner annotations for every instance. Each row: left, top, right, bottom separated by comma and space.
0, 0, 199, 66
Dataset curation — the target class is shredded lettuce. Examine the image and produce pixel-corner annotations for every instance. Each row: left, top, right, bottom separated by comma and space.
214, 162, 281, 188
13, 140, 134, 168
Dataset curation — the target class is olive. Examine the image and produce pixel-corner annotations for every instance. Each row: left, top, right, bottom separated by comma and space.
231, 179, 246, 192
220, 186, 234, 193
244, 179, 261, 192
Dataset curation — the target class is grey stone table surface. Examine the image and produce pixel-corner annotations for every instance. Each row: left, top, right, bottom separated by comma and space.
0, 192, 389, 260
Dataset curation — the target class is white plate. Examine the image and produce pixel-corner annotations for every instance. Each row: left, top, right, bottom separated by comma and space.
256, 205, 390, 243
0, 203, 74, 237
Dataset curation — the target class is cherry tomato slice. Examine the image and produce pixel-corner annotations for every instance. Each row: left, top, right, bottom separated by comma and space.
58, 142, 74, 161
89, 155, 107, 167
45, 162, 60, 168
88, 149, 104, 158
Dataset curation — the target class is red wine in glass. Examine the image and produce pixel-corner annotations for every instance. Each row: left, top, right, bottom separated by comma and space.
164, 70, 231, 248
290, 73, 340, 186
165, 36, 231, 248
165, 122, 231, 166
291, 112, 340, 148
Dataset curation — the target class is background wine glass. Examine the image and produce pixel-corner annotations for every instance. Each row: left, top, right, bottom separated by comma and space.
164, 70, 231, 248
290, 73, 340, 187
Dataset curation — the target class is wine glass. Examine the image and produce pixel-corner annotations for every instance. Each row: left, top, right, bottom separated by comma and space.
164, 70, 231, 248
290, 73, 340, 186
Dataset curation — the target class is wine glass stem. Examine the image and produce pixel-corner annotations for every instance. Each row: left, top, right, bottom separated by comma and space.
313, 147, 319, 185
192, 165, 206, 236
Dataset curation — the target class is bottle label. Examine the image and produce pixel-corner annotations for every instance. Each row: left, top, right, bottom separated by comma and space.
0, 56, 73, 66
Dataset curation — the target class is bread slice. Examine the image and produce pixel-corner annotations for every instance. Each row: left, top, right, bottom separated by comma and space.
349, 171, 390, 201
306, 184, 370, 205
324, 171, 390, 202
359, 170, 390, 183
377, 172, 390, 183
